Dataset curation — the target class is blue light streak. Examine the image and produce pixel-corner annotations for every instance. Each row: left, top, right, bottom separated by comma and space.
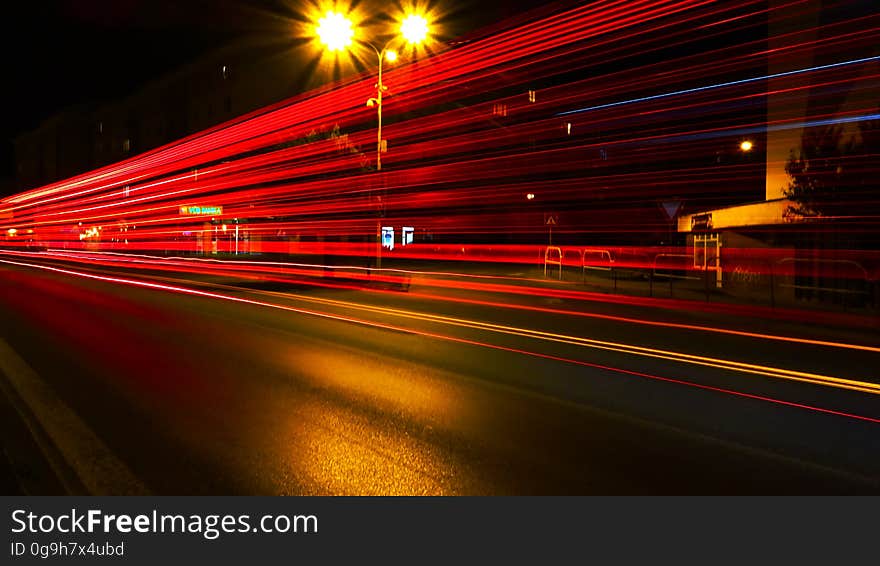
557, 55, 880, 117
637, 113, 880, 147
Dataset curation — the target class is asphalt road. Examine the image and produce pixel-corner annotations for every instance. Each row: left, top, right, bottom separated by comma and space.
0, 257, 878, 494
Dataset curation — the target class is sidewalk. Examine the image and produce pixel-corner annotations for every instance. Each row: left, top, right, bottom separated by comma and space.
0, 383, 68, 495
18, 250, 879, 335
370, 257, 880, 340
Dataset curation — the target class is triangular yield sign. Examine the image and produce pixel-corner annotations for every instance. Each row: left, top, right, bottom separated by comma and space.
661, 201, 682, 219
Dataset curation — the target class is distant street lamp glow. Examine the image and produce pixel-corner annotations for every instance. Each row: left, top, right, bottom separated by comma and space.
400, 14, 430, 44
385, 49, 398, 63
740, 140, 753, 152
526, 193, 535, 200
316, 11, 354, 51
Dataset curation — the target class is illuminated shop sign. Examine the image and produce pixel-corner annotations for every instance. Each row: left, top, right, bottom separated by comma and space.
691, 213, 713, 231
179, 205, 223, 216
380, 226, 416, 250
402, 227, 414, 246
381, 227, 394, 250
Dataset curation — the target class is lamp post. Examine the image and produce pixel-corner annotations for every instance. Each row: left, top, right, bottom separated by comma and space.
366, 44, 395, 172
315, 12, 429, 171
315, 11, 430, 268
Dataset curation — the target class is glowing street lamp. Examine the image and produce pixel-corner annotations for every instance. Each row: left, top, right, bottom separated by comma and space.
315, 11, 354, 52
365, 14, 430, 172
314, 10, 431, 269
400, 14, 430, 44
740, 140, 754, 152
315, 10, 431, 171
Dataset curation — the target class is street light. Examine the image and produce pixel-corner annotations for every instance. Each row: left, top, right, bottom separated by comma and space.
314, 11, 354, 52
315, 11, 431, 171
315, 9, 432, 269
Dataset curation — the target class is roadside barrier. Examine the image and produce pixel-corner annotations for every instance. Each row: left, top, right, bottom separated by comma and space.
544, 246, 563, 279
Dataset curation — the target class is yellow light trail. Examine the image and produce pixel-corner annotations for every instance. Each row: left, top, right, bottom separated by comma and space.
18, 249, 880, 355
4, 254, 878, 397
258, 290, 880, 396
2, 257, 879, 425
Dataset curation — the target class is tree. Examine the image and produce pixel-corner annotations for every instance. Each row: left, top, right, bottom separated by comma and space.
783, 111, 880, 307
784, 110, 880, 220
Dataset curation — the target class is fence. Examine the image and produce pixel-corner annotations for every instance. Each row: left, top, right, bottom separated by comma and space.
649, 253, 699, 298
772, 257, 871, 309
542, 246, 876, 311
543, 246, 562, 279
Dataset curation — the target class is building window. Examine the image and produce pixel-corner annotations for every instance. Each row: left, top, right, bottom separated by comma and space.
492, 103, 508, 117
528, 90, 536, 103
97, 121, 103, 134
122, 139, 131, 152
221, 65, 229, 80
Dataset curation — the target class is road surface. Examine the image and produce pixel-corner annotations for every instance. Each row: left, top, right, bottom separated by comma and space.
0, 255, 878, 494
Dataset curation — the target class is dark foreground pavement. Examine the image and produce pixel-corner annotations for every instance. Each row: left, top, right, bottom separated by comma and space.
0, 260, 878, 494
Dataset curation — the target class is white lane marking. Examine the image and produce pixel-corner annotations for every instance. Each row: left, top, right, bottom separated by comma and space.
1, 257, 877, 395
0, 339, 150, 495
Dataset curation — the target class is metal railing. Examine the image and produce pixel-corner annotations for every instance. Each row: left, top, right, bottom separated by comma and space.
650, 253, 699, 297
581, 248, 616, 289
772, 257, 871, 309
542, 246, 875, 312
544, 246, 562, 279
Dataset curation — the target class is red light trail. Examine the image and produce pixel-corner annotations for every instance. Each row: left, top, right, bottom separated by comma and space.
2, 256, 877, 426
0, 0, 878, 425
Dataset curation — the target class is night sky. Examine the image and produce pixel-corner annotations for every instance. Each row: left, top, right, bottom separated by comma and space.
2, 1, 248, 186
1, 0, 549, 191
